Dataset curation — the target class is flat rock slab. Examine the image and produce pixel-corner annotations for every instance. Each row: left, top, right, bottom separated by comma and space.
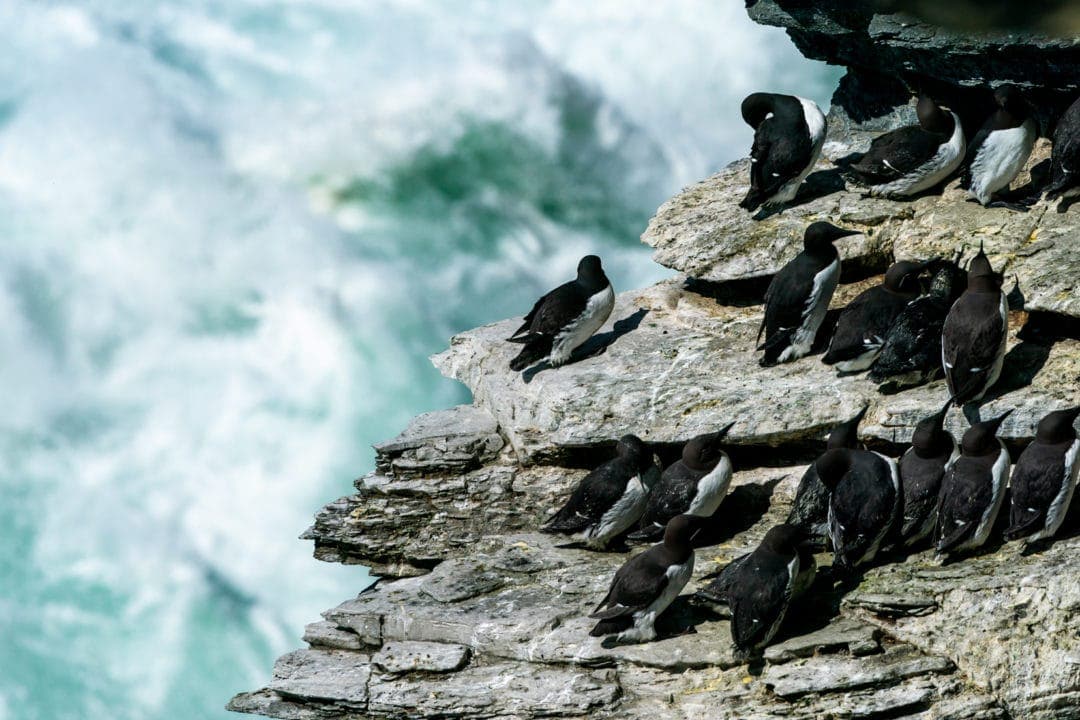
763, 617, 882, 663
302, 621, 369, 651
372, 641, 470, 674
419, 557, 507, 603
267, 649, 371, 705
434, 280, 1079, 461
846, 536, 1080, 720
366, 662, 621, 718
373, 404, 504, 477
641, 146, 1080, 320
764, 645, 953, 699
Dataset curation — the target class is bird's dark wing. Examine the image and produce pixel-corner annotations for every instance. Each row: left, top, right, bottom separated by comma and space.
1005, 444, 1067, 538
1047, 99, 1080, 197
936, 459, 993, 552
871, 297, 948, 379
590, 549, 670, 619
729, 553, 791, 650
899, 451, 950, 538
830, 456, 895, 565
824, 288, 904, 364
786, 464, 829, 536
763, 255, 821, 342
849, 127, 947, 184
942, 294, 1005, 403
509, 280, 587, 341
542, 458, 631, 533
635, 463, 700, 533
748, 117, 813, 199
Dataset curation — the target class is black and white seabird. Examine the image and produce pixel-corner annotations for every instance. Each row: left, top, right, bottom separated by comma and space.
628, 426, 735, 543
1004, 406, 1080, 544
822, 259, 932, 372
727, 524, 815, 656
739, 93, 827, 212
868, 258, 967, 387
961, 85, 1037, 209
815, 447, 900, 570
941, 246, 1007, 406
507, 255, 614, 372
936, 410, 1013, 555
1045, 94, 1080, 212
695, 525, 816, 612
589, 513, 702, 643
786, 406, 868, 546
846, 95, 966, 198
898, 400, 959, 547
758, 222, 858, 366
541, 434, 660, 550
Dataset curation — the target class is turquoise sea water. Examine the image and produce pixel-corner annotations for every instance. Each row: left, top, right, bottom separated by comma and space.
0, 3, 840, 718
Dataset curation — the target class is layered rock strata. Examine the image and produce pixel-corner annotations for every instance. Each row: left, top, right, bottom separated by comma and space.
232, 3, 1079, 719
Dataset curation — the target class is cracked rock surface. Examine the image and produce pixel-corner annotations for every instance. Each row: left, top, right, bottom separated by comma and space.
233, 2, 1080, 718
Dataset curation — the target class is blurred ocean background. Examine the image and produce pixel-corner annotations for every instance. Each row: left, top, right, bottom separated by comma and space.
0, 2, 839, 718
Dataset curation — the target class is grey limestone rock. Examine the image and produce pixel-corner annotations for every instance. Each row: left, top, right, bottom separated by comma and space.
235, 3, 1080, 718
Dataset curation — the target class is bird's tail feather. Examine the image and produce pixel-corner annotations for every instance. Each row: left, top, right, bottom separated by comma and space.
510, 336, 553, 371
1003, 512, 1042, 541
936, 522, 972, 554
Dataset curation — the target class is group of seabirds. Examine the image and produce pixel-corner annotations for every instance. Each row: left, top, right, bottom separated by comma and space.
502, 86, 1080, 660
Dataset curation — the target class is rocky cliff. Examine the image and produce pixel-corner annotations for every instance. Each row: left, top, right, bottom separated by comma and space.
230, 4, 1080, 719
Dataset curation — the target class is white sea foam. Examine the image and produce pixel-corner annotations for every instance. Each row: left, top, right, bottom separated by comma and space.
0, 2, 837, 718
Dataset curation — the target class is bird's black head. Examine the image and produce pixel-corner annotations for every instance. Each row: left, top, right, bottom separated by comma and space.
615, 434, 652, 471
966, 243, 1004, 292
994, 84, 1030, 118
1035, 406, 1080, 444
911, 399, 953, 457
814, 448, 852, 491
916, 94, 954, 135
760, 523, 802, 555
884, 259, 934, 295
960, 410, 1012, 456
681, 423, 734, 471
576, 255, 607, 291
828, 406, 869, 450
803, 222, 858, 254
663, 513, 705, 550
740, 92, 777, 129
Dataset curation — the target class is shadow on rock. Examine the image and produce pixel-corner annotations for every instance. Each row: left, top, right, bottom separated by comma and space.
751, 168, 847, 220
693, 477, 782, 549
522, 308, 649, 384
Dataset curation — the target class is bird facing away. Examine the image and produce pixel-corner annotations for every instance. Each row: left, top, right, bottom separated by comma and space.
845, 94, 966, 198
628, 425, 735, 543
1004, 406, 1080, 544
786, 406, 869, 547
935, 410, 1013, 556
868, 258, 967, 388
941, 246, 1008, 406
759, 222, 859, 367
739, 93, 827, 212
507, 255, 614, 372
962, 85, 1037, 209
589, 514, 702, 643
816, 447, 900, 570
1045, 93, 1080, 212
727, 524, 816, 657
542, 435, 661, 550
822, 259, 933, 372
898, 400, 959, 547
